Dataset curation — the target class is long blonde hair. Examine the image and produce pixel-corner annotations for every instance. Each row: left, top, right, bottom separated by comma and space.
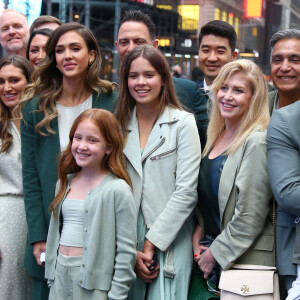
203, 59, 270, 156
15, 23, 115, 136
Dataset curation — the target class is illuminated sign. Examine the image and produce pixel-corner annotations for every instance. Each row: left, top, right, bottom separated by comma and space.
244, 0, 262, 18
158, 38, 171, 47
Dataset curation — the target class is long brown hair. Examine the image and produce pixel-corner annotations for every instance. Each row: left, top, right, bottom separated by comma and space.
17, 22, 116, 136
0, 55, 33, 152
115, 45, 182, 135
50, 109, 131, 214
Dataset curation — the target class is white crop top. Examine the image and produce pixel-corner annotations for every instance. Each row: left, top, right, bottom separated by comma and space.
59, 199, 84, 247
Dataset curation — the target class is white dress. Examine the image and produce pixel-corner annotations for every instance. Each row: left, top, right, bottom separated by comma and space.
0, 121, 32, 299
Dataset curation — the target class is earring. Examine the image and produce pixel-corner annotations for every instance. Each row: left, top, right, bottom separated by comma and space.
88, 58, 94, 66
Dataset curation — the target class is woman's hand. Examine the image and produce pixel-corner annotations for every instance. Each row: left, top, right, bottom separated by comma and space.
33, 241, 46, 267
192, 224, 204, 262
135, 251, 159, 283
198, 248, 216, 279
142, 239, 156, 263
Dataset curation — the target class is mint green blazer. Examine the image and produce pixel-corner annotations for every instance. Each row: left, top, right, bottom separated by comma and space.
45, 173, 137, 299
197, 130, 274, 270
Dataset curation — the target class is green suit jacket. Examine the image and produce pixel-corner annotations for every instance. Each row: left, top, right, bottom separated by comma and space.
267, 100, 300, 276
21, 89, 117, 279
173, 78, 209, 150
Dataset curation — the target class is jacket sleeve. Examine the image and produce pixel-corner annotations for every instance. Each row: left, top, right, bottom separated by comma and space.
108, 184, 137, 300
267, 112, 300, 215
21, 99, 48, 244
210, 132, 273, 269
146, 114, 201, 251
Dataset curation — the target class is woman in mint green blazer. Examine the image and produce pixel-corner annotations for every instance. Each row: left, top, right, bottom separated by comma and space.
193, 60, 274, 284
19, 23, 117, 300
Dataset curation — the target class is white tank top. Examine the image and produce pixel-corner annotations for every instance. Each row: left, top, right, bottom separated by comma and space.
59, 199, 84, 247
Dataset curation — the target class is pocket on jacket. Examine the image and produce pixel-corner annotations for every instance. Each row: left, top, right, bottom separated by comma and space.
251, 233, 273, 251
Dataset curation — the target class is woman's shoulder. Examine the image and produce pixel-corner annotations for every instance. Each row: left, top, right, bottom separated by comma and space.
94, 85, 118, 99
100, 173, 131, 193
244, 129, 267, 145
92, 87, 118, 112
22, 94, 40, 110
168, 106, 194, 120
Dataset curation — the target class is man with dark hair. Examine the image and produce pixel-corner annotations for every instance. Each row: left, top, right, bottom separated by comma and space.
198, 20, 237, 88
116, 10, 208, 149
30, 15, 63, 35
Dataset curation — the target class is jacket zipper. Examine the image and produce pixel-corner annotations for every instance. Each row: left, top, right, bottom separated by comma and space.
141, 137, 166, 162
150, 148, 176, 161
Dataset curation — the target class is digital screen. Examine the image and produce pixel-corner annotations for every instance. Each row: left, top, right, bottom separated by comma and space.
245, 0, 262, 18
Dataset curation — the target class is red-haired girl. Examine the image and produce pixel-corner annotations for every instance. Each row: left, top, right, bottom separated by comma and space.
45, 109, 137, 300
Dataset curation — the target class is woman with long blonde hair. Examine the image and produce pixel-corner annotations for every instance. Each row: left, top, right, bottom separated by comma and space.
193, 59, 274, 292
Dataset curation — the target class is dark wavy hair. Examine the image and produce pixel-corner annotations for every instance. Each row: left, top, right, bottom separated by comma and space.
26, 28, 53, 60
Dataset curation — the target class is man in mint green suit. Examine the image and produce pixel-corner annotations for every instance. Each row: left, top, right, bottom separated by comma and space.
268, 28, 300, 295
115, 10, 209, 149
267, 100, 300, 296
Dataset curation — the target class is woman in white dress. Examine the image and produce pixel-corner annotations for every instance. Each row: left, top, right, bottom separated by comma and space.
0, 55, 34, 300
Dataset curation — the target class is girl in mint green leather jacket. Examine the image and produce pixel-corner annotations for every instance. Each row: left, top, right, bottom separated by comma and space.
115, 45, 201, 300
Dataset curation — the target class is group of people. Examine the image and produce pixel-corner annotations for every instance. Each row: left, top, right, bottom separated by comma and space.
0, 7, 299, 300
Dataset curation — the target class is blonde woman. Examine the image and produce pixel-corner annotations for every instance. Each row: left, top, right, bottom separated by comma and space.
193, 60, 274, 285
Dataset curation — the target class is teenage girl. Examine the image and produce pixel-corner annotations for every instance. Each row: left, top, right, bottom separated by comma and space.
115, 45, 201, 300
45, 109, 137, 300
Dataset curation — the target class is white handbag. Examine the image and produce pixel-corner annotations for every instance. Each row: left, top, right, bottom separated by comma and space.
219, 264, 280, 299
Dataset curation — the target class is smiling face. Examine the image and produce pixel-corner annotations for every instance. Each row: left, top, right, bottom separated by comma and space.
128, 56, 163, 109
0, 64, 27, 113
55, 30, 94, 80
116, 21, 158, 62
271, 38, 300, 98
217, 72, 252, 127
0, 11, 29, 55
71, 120, 112, 172
28, 34, 49, 67
199, 34, 236, 85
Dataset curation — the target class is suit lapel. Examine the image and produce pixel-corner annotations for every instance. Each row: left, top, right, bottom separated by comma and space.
218, 144, 244, 223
